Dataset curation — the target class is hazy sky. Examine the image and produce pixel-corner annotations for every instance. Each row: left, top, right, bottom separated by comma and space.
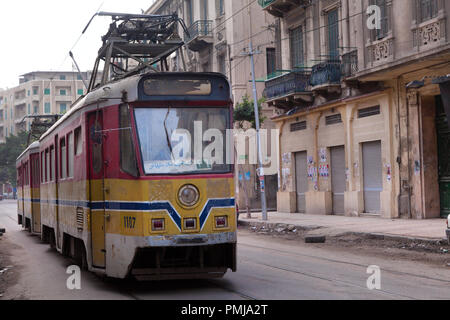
0, 0, 156, 89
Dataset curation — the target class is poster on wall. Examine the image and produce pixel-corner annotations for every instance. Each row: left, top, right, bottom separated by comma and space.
385, 163, 391, 182
319, 164, 330, 178
319, 148, 327, 163
282, 152, 292, 165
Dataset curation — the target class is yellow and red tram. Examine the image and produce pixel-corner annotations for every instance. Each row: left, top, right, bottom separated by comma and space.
16, 141, 41, 234
18, 72, 237, 280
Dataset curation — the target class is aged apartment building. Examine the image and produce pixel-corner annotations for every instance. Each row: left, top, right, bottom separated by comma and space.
146, 0, 281, 210
259, 0, 450, 219
0, 71, 91, 143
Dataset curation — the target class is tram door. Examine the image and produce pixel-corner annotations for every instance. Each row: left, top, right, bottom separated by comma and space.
88, 112, 106, 268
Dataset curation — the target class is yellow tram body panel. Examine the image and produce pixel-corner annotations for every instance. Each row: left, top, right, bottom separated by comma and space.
89, 177, 236, 237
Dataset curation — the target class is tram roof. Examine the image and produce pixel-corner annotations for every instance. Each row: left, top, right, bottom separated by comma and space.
16, 141, 40, 164
39, 72, 230, 142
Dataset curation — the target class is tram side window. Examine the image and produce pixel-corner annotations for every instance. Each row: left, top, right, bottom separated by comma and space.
25, 162, 28, 186
74, 127, 82, 156
119, 104, 138, 176
60, 138, 67, 179
41, 152, 45, 183
46, 149, 50, 183
17, 167, 21, 187
33, 158, 38, 187
50, 146, 55, 182
68, 132, 74, 178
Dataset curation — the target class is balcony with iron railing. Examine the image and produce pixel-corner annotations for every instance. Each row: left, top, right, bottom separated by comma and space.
184, 20, 213, 52
310, 52, 359, 90
263, 69, 312, 108
258, 0, 312, 17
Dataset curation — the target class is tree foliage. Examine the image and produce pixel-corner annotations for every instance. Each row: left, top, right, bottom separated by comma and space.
233, 95, 266, 129
0, 131, 30, 188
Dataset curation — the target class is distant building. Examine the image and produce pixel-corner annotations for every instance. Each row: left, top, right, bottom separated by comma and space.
0, 71, 92, 143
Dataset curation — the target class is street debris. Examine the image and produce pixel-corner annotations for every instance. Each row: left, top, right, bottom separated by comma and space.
0, 266, 13, 275
305, 236, 326, 244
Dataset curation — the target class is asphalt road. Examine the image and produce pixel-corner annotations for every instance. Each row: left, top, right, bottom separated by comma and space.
1, 200, 449, 300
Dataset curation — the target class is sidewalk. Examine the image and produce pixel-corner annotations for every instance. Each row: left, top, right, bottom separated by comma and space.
239, 211, 448, 243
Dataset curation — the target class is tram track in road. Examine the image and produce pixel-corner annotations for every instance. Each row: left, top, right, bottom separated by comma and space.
238, 241, 450, 285
205, 279, 258, 300
114, 277, 258, 300
239, 258, 417, 300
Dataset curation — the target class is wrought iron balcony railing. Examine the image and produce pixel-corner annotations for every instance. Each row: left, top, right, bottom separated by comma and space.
185, 20, 213, 43
264, 70, 311, 101
341, 50, 358, 78
309, 60, 342, 87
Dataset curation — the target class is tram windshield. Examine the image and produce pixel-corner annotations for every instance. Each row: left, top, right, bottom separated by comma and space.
135, 107, 232, 175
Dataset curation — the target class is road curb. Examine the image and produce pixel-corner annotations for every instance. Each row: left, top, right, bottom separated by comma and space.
238, 220, 447, 245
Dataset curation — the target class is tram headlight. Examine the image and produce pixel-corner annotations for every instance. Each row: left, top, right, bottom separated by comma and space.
178, 185, 199, 207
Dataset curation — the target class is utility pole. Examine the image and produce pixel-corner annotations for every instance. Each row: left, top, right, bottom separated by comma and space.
241, 41, 268, 221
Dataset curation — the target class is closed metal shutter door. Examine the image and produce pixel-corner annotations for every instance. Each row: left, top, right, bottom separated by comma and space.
295, 152, 308, 213
331, 146, 345, 214
362, 141, 382, 213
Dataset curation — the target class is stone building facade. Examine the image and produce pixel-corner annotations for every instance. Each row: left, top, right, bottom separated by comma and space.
259, 0, 450, 219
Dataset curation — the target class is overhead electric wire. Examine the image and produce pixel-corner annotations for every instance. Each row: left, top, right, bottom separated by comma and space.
42, 2, 105, 92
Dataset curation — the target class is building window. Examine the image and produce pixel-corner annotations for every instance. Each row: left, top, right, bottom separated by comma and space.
358, 106, 381, 118
33, 105, 38, 114
370, 0, 390, 40
44, 88, 50, 95
60, 89, 66, 96
327, 8, 340, 60
217, 0, 225, 16
290, 121, 307, 132
60, 103, 67, 114
266, 47, 276, 76
60, 75, 66, 80
28, 104, 31, 114
33, 87, 38, 95
77, 75, 82, 80
27, 90, 30, 97
290, 26, 304, 69
417, 0, 439, 23
77, 89, 84, 95
45, 103, 51, 114
325, 114, 343, 125
201, 0, 208, 20
186, 0, 193, 26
